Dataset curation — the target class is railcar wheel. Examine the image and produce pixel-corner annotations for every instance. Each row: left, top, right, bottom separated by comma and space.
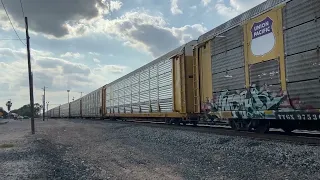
174, 119, 181, 126
192, 121, 198, 127
232, 119, 242, 131
229, 120, 237, 130
254, 120, 270, 134
168, 118, 174, 125
165, 118, 170, 125
282, 127, 294, 134
231, 119, 251, 131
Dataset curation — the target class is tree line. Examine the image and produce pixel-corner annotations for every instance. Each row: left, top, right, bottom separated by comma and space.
8, 103, 42, 117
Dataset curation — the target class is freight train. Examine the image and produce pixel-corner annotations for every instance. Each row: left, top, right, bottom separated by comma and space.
47, 0, 320, 133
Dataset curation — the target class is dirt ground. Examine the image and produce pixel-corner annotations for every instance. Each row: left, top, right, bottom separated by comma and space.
1, 118, 320, 180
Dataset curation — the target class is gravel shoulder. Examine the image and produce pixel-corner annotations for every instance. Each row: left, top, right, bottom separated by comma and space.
1, 118, 320, 180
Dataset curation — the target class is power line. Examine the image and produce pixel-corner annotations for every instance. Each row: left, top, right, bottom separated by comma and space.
0, 38, 26, 40
19, 0, 25, 19
0, 0, 26, 46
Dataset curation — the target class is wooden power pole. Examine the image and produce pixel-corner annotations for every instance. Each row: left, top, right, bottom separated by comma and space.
25, 17, 35, 134
42, 86, 47, 121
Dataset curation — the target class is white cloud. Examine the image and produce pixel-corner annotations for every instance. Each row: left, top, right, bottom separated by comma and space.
0, 0, 124, 38
190, 5, 197, 10
201, 0, 212, 6
93, 64, 127, 74
66, 10, 206, 57
215, 0, 239, 18
1, 1, 205, 58
93, 58, 100, 63
89, 52, 100, 56
60, 52, 83, 59
215, 0, 266, 19
170, 0, 183, 15
0, 46, 130, 109
109, 0, 123, 11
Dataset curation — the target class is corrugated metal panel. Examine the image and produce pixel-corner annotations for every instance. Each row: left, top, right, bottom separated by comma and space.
286, 49, 320, 82
150, 101, 158, 112
103, 42, 199, 115
284, 20, 320, 55
213, 84, 282, 111
250, 59, 280, 85
53, 107, 59, 117
70, 99, 81, 117
283, 0, 320, 29
150, 87, 158, 101
107, 41, 196, 87
211, 26, 243, 55
106, 85, 111, 114
288, 79, 320, 109
158, 59, 173, 111
212, 67, 245, 92
106, 56, 174, 114
199, 0, 288, 43
81, 89, 101, 117
159, 98, 173, 112
60, 103, 69, 118
212, 46, 244, 74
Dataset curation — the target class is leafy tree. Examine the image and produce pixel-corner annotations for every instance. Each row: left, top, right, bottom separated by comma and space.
0, 107, 7, 117
11, 103, 42, 117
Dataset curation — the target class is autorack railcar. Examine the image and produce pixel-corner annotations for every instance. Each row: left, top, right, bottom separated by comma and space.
48, 0, 320, 133
102, 40, 198, 124
81, 87, 103, 119
195, 0, 320, 132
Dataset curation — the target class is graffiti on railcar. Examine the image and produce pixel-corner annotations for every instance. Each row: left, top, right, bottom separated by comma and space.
203, 84, 287, 119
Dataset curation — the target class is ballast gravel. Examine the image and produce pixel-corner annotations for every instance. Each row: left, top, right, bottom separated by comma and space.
0, 118, 320, 180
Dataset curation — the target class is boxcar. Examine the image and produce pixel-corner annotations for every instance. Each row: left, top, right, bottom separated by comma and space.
103, 40, 198, 124
195, 0, 320, 132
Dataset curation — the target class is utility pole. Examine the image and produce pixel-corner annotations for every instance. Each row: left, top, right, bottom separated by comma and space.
67, 90, 70, 103
46, 102, 49, 120
42, 86, 47, 121
26, 17, 35, 134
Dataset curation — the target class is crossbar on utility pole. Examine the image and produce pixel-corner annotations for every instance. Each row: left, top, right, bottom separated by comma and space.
26, 17, 35, 134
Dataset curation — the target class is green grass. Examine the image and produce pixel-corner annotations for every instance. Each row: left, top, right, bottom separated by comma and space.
0, 144, 14, 149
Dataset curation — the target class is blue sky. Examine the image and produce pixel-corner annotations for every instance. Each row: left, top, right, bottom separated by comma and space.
0, 0, 265, 110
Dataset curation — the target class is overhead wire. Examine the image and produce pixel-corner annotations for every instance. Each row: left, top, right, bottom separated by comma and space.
0, 0, 26, 46
19, 0, 25, 18
0, 38, 26, 40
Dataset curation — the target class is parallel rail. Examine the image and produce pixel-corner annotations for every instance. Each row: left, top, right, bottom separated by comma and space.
63, 118, 320, 146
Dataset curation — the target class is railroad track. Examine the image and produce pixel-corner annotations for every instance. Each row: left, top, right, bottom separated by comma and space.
65, 118, 320, 146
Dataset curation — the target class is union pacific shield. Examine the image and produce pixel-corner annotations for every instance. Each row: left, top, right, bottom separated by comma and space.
250, 17, 275, 56
244, 7, 284, 65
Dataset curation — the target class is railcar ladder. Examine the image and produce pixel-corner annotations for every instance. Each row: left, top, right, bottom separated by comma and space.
193, 48, 200, 113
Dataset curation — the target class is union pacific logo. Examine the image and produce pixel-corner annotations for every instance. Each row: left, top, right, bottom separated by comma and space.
251, 17, 273, 39
250, 17, 275, 56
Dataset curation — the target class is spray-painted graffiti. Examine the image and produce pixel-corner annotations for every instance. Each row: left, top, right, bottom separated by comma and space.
203, 84, 287, 119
